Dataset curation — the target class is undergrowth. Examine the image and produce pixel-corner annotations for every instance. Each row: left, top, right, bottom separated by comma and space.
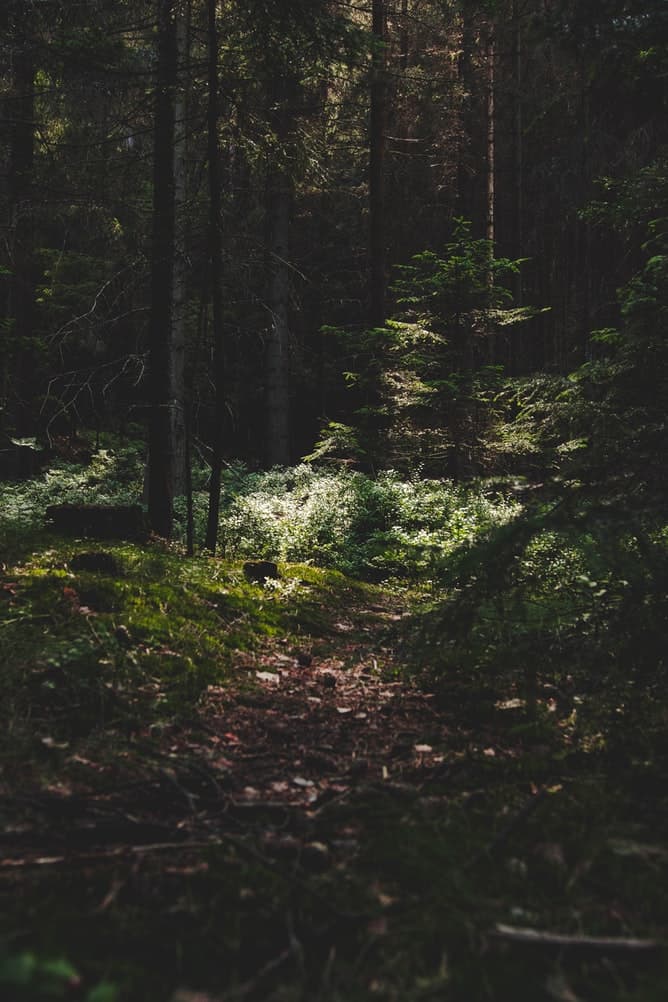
212, 464, 521, 579
1, 454, 667, 1000
0, 446, 521, 578
405, 496, 668, 756
0, 536, 364, 781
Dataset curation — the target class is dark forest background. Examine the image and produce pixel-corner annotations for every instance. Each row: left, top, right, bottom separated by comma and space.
1, 4, 668, 1000
3, 0, 666, 511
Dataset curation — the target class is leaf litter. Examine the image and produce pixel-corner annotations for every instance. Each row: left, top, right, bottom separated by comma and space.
1, 582, 667, 1000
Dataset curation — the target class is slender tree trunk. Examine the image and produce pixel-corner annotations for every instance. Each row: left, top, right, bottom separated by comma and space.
171, 0, 189, 496
485, 27, 496, 365
512, 0, 523, 306
204, 0, 225, 554
456, 8, 474, 220
369, 0, 387, 328
400, 0, 409, 73
508, 0, 524, 373
578, 56, 592, 362
185, 400, 194, 556
265, 158, 292, 467
486, 30, 495, 254
148, 0, 177, 538
7, 8, 35, 433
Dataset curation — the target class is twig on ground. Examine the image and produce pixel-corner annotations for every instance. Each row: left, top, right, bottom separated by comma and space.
491, 924, 662, 954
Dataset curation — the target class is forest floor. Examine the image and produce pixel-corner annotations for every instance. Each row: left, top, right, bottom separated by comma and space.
1, 546, 667, 1001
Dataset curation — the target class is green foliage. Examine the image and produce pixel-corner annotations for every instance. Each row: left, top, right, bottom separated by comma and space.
0, 450, 519, 581
485, 158, 668, 491
0, 464, 394, 770
216, 464, 521, 579
0, 950, 117, 1001
0, 443, 144, 560
392, 218, 519, 317
407, 498, 668, 741
485, 373, 590, 475
302, 420, 366, 463
318, 220, 536, 475
0, 541, 310, 757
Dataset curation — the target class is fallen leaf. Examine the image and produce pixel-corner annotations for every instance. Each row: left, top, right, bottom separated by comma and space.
495, 698, 524, 710
256, 671, 280, 683
41, 736, 69, 750
165, 862, 209, 876
270, 780, 290, 793
302, 841, 330, 871
372, 884, 397, 908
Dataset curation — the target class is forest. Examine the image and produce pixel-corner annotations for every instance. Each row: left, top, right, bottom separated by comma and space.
1, 0, 667, 999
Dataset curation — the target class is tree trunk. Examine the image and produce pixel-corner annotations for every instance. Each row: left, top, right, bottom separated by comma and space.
148, 0, 177, 538
400, 0, 409, 73
512, 0, 523, 307
456, 8, 475, 220
486, 26, 496, 365
369, 0, 387, 329
204, 0, 225, 554
6, 6, 36, 433
171, 0, 190, 497
265, 163, 292, 467
486, 30, 496, 253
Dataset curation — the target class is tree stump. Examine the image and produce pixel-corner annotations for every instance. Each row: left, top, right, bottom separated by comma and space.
243, 560, 280, 584
45, 504, 148, 541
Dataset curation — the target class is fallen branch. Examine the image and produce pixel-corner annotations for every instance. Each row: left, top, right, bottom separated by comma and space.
0, 839, 219, 871
491, 924, 662, 954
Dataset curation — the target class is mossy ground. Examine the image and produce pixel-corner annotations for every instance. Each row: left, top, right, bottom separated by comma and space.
1, 532, 667, 1001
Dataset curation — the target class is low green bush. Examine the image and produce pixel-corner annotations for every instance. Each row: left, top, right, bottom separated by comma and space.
406, 500, 668, 743
215, 464, 521, 579
0, 451, 520, 581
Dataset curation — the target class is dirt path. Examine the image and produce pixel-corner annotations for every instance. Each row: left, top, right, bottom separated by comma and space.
199, 607, 443, 805
2, 597, 453, 870
1, 595, 471, 999
4, 588, 660, 1001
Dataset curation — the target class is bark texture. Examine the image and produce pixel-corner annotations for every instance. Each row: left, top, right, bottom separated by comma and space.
148, 0, 178, 538
204, 0, 225, 552
368, 0, 387, 328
